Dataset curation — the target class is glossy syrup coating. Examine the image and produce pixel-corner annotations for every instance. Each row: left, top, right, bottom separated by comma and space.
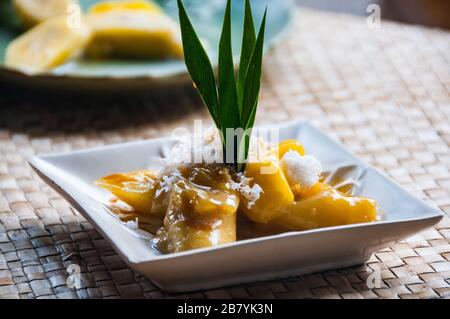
96, 170, 158, 215
96, 141, 378, 254
151, 165, 239, 253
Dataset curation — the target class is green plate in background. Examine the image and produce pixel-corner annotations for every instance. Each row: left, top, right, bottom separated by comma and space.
0, 0, 294, 89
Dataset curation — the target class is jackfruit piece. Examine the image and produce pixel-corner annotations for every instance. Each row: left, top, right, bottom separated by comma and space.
5, 16, 91, 74
85, 8, 183, 59
13, 0, 79, 29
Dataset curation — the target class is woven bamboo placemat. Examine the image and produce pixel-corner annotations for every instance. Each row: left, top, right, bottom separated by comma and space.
0, 8, 449, 299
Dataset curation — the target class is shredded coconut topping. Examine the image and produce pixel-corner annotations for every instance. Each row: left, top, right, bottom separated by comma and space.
166, 126, 223, 165
230, 173, 263, 209
280, 151, 322, 188
165, 125, 273, 166
156, 168, 182, 197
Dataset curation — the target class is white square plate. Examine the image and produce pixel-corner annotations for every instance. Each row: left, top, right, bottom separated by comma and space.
29, 121, 443, 292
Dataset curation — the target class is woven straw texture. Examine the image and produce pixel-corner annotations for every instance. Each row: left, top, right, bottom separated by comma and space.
0, 8, 449, 299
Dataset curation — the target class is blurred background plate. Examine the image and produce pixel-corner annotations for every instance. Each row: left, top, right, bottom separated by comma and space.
0, 0, 295, 90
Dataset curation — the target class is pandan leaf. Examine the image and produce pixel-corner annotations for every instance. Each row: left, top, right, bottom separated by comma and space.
218, 0, 240, 139
241, 9, 266, 130
177, 0, 267, 172
237, 0, 256, 112
177, 0, 221, 129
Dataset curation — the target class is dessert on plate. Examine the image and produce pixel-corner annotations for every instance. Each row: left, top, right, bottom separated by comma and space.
96, 0, 378, 254
85, 0, 183, 59
5, 0, 183, 74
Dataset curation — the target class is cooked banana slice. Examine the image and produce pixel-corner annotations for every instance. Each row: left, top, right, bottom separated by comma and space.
96, 170, 159, 216
152, 180, 238, 253
85, 7, 183, 59
5, 16, 91, 74
276, 188, 377, 230
242, 160, 294, 224
89, 0, 162, 14
13, 0, 79, 29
